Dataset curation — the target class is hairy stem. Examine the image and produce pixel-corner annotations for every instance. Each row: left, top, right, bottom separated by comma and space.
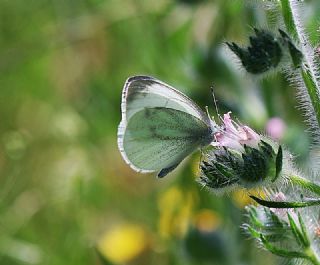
280, 0, 320, 130
306, 248, 320, 265
261, 235, 320, 264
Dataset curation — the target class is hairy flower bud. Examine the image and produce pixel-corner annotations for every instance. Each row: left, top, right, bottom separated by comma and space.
243, 197, 320, 263
227, 29, 282, 74
199, 113, 282, 193
244, 204, 295, 244
200, 141, 281, 193
227, 28, 302, 74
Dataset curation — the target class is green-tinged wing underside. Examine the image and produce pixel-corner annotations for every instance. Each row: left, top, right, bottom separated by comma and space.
122, 107, 212, 171
123, 76, 211, 124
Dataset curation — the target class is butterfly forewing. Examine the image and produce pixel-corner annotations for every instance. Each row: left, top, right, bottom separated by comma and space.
123, 76, 211, 123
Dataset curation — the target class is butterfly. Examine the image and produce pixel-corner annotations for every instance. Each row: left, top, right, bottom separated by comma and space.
117, 76, 218, 178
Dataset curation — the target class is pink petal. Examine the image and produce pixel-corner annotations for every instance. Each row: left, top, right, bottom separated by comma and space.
240, 126, 260, 148
214, 132, 244, 152
223, 112, 239, 135
213, 112, 260, 152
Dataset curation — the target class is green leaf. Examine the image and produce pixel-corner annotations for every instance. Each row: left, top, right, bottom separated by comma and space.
249, 196, 320, 208
290, 175, 320, 197
260, 234, 309, 259
278, 29, 303, 68
244, 224, 261, 238
273, 145, 283, 182
247, 206, 264, 228
298, 212, 310, 247
301, 69, 320, 128
287, 212, 308, 248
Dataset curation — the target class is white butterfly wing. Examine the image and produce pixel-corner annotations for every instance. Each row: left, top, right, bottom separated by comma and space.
122, 76, 211, 123
118, 76, 215, 176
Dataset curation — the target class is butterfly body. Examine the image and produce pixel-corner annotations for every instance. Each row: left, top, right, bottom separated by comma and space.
118, 76, 217, 177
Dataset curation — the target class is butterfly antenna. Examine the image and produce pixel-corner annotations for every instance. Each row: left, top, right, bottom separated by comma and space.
205, 106, 211, 120
210, 85, 221, 121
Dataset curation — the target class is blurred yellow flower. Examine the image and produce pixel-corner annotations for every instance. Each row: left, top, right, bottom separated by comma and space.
232, 188, 265, 208
158, 186, 197, 239
97, 224, 148, 264
193, 209, 221, 232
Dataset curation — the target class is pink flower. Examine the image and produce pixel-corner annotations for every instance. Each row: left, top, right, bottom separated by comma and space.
266, 117, 286, 140
212, 112, 260, 152
270, 192, 297, 222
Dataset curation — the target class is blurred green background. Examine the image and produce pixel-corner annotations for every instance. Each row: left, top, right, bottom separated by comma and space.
1, 0, 320, 264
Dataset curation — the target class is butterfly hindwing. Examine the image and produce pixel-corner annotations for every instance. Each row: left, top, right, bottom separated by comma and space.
121, 107, 213, 174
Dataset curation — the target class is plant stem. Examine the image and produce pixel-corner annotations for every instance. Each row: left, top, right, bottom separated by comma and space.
289, 175, 320, 197
280, 0, 320, 129
305, 247, 320, 265
279, 0, 296, 38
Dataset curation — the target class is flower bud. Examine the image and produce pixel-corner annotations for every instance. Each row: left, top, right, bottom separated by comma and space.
244, 204, 294, 244
199, 113, 282, 193
227, 28, 302, 74
200, 140, 281, 193
227, 28, 282, 74
244, 200, 316, 261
